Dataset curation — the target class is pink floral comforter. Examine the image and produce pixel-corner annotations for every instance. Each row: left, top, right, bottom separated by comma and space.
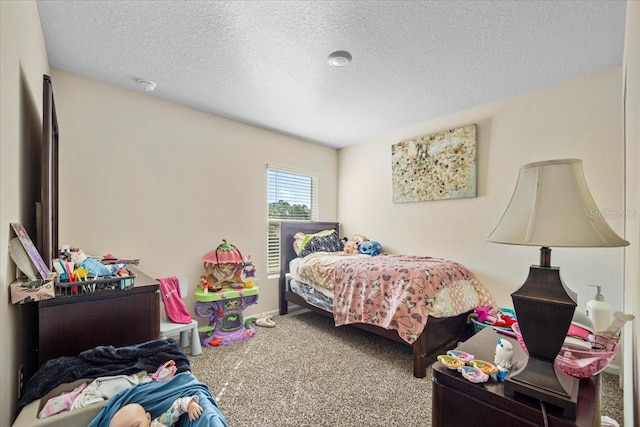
332, 254, 486, 344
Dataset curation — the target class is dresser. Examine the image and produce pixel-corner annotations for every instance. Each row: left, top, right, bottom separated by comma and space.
432, 327, 600, 427
19, 267, 159, 384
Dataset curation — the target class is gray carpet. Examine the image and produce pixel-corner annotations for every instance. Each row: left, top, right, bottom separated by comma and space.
188, 310, 624, 426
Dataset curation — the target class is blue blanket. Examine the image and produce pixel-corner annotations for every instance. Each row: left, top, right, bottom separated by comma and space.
88, 372, 228, 427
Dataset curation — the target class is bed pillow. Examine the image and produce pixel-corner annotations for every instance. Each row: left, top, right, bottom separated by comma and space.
293, 229, 336, 255
297, 230, 344, 257
292, 232, 306, 255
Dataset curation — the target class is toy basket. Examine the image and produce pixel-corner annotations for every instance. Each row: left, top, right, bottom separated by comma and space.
55, 273, 136, 296
470, 307, 517, 334
556, 335, 620, 378
512, 322, 619, 378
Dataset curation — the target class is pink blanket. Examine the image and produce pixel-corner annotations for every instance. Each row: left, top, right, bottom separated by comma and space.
332, 255, 477, 344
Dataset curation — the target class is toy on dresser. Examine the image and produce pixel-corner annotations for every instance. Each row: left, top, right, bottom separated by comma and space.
52, 248, 134, 295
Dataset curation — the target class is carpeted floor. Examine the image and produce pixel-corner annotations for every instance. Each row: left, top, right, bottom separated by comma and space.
188, 310, 624, 426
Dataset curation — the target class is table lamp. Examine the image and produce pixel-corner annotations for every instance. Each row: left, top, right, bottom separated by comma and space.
487, 158, 629, 418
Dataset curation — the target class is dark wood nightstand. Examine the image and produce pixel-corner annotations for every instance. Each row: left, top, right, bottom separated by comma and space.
432, 327, 600, 427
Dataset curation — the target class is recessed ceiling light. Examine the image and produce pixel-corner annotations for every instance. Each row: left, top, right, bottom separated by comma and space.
137, 79, 156, 92
328, 51, 352, 67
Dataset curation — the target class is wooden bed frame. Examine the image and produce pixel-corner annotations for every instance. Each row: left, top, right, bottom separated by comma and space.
278, 221, 474, 378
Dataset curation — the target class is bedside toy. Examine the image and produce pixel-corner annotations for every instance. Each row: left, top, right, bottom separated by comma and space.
109, 396, 202, 427
437, 354, 465, 370
458, 366, 489, 383
469, 359, 498, 375
493, 312, 516, 329
473, 306, 516, 328
447, 349, 474, 363
494, 338, 513, 380
359, 240, 382, 256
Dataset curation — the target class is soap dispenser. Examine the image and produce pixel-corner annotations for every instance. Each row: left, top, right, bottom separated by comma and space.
586, 285, 611, 332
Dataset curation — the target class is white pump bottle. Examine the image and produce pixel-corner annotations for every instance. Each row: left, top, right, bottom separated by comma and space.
585, 285, 611, 332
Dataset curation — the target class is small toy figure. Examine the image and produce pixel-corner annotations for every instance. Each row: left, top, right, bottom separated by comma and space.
199, 276, 221, 293
458, 366, 489, 383
108, 396, 202, 427
494, 337, 514, 381
199, 276, 209, 293
69, 248, 112, 276
151, 360, 177, 382
473, 306, 516, 328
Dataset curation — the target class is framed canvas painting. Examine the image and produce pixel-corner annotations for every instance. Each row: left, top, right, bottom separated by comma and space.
392, 124, 477, 202
10, 222, 52, 279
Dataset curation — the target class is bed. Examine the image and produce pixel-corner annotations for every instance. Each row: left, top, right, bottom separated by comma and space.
13, 339, 228, 427
278, 221, 494, 378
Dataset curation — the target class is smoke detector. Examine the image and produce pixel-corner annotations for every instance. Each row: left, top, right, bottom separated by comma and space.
137, 79, 156, 92
328, 51, 352, 67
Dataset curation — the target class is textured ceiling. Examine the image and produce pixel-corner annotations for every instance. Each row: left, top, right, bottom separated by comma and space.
36, 0, 626, 148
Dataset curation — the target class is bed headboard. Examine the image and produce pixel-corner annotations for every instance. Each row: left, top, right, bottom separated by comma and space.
279, 221, 339, 314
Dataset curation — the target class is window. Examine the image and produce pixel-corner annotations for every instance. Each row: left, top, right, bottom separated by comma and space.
267, 166, 318, 274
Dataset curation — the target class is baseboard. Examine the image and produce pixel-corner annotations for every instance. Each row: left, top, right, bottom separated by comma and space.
253, 305, 307, 319
603, 363, 620, 376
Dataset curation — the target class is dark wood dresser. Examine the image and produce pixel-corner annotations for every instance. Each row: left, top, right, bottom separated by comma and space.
432, 327, 600, 427
19, 267, 159, 383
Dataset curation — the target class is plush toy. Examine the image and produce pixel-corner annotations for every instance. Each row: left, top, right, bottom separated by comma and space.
108, 396, 202, 427
359, 240, 382, 256
343, 234, 369, 255
350, 234, 368, 247
343, 241, 358, 255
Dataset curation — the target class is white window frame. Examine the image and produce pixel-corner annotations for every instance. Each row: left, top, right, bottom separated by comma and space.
267, 165, 318, 275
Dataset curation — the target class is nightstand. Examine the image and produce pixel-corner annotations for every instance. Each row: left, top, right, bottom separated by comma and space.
432, 327, 600, 427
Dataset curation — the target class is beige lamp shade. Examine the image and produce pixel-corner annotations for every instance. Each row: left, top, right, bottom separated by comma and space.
488, 159, 629, 248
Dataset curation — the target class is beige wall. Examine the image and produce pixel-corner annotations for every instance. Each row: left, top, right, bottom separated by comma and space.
338, 67, 625, 315
50, 69, 338, 320
623, 2, 639, 426
2, 1, 635, 425
0, 1, 50, 425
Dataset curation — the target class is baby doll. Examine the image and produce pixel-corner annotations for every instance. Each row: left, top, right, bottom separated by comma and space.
109, 396, 202, 427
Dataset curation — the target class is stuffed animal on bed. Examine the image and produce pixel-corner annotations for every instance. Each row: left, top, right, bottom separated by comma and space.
109, 396, 202, 427
343, 234, 368, 255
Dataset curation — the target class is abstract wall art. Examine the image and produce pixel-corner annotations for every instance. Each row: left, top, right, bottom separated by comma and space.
392, 124, 477, 202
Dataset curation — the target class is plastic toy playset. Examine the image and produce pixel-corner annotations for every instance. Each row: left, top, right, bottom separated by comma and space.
195, 240, 259, 347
